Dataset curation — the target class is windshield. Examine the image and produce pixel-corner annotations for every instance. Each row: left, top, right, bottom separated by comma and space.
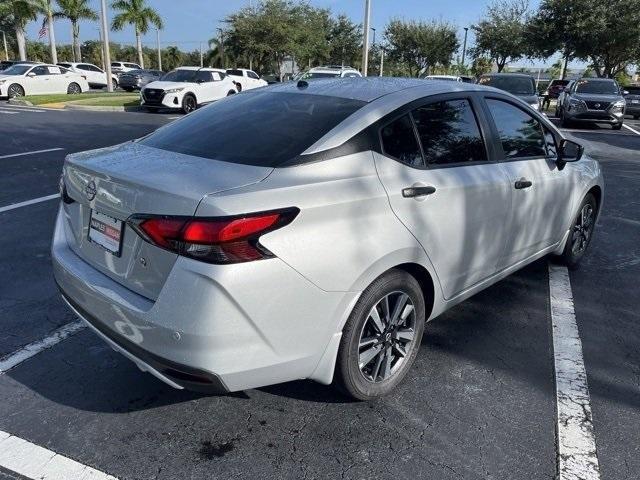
575, 80, 619, 95
161, 69, 199, 82
1, 65, 32, 76
140, 91, 366, 167
549, 80, 569, 87
625, 86, 640, 95
479, 76, 535, 95
300, 71, 340, 79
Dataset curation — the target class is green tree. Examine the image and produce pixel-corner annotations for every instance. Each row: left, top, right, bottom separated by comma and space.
470, 56, 492, 78
327, 14, 361, 67
111, 0, 163, 68
30, 0, 58, 63
162, 45, 182, 70
53, 0, 97, 62
0, 0, 40, 60
384, 18, 459, 77
471, 0, 530, 72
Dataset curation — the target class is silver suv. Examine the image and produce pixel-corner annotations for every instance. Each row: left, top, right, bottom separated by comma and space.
558, 78, 626, 130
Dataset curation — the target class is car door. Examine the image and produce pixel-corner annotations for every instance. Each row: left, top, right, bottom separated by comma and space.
374, 95, 513, 299
25, 65, 51, 94
193, 71, 216, 103
482, 96, 572, 269
44, 65, 67, 93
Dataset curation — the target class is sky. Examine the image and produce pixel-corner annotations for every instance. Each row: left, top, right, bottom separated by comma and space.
24, 0, 555, 68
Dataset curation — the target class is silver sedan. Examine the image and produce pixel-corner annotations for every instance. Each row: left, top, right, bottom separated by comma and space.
53, 78, 603, 400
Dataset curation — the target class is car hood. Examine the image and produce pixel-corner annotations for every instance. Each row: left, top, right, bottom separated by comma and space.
573, 93, 623, 102
143, 80, 196, 90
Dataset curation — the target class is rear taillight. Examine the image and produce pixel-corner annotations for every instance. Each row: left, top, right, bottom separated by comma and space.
128, 209, 298, 264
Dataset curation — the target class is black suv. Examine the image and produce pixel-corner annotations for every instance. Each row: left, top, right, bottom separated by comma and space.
477, 73, 540, 110
557, 78, 626, 129
623, 85, 640, 119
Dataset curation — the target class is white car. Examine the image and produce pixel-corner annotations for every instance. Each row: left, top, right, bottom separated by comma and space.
111, 61, 142, 75
141, 67, 238, 113
0, 63, 89, 97
299, 66, 362, 80
225, 68, 267, 92
57, 62, 118, 90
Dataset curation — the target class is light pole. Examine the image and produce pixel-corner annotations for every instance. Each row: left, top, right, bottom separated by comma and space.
371, 27, 376, 47
155, 28, 162, 70
361, 0, 371, 76
0, 30, 8, 61
99, 0, 113, 92
461, 27, 469, 66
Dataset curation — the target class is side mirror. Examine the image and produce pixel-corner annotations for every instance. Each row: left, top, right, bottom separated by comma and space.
26, 72, 36, 77
557, 139, 583, 169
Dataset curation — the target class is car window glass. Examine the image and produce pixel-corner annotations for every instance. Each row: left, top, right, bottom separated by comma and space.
486, 99, 546, 159
380, 114, 423, 167
479, 76, 535, 95
125, 63, 138, 68
212, 72, 222, 81
196, 71, 213, 82
31, 66, 48, 75
343, 72, 360, 78
248, 71, 260, 79
90, 65, 102, 72
544, 128, 557, 158
47, 66, 61, 74
140, 91, 365, 167
412, 99, 487, 166
226, 69, 243, 76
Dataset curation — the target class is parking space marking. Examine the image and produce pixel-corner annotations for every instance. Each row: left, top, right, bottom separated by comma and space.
0, 109, 19, 115
0, 194, 59, 214
0, 321, 85, 374
0, 148, 64, 160
0, 431, 117, 480
622, 124, 640, 136
549, 264, 601, 480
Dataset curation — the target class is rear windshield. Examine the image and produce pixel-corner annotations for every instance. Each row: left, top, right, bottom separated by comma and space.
575, 80, 619, 95
140, 91, 365, 167
479, 76, 535, 95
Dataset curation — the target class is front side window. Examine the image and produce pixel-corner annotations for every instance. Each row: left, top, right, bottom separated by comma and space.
412, 99, 487, 166
248, 71, 260, 79
486, 99, 546, 159
140, 91, 365, 167
196, 71, 213, 83
31, 66, 48, 76
380, 115, 423, 167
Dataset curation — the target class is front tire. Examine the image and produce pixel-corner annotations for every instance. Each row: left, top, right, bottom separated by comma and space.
612, 122, 622, 130
557, 193, 597, 269
7, 84, 25, 98
334, 269, 425, 400
181, 94, 197, 114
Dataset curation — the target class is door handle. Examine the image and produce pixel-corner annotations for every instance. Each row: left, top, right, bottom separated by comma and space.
514, 180, 533, 189
402, 186, 436, 198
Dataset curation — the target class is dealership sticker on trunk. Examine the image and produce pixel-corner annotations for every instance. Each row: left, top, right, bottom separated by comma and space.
89, 210, 123, 256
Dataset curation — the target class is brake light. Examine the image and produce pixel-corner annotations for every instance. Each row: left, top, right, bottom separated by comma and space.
128, 209, 298, 264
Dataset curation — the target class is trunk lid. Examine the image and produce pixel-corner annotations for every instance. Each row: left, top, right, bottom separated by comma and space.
62, 142, 273, 300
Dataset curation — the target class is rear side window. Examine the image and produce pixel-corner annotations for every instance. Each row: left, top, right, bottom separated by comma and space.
486, 99, 546, 159
247, 71, 260, 79
412, 99, 487, 166
140, 91, 365, 167
226, 69, 243, 76
196, 71, 213, 82
380, 115, 423, 167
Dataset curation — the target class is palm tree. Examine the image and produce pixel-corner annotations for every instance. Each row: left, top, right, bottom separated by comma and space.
163, 45, 181, 70
53, 0, 97, 62
0, 0, 38, 60
31, 0, 58, 64
111, 0, 162, 69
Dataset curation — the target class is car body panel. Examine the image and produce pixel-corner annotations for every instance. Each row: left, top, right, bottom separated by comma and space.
53, 77, 604, 392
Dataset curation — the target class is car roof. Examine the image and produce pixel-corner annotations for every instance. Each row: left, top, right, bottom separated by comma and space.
480, 73, 534, 79
576, 77, 616, 82
267, 76, 489, 103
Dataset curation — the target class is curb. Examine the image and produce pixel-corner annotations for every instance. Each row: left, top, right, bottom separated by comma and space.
8, 98, 34, 107
63, 104, 144, 112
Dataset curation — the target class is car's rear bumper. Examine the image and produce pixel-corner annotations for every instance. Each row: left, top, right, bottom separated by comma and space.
52, 204, 355, 392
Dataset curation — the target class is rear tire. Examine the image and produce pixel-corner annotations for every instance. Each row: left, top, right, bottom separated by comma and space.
7, 83, 25, 98
634, 115, 639, 120
557, 193, 597, 270
612, 122, 622, 130
111, 79, 118, 90
227, 90, 236, 96
67, 82, 81, 94
182, 94, 197, 113
334, 269, 425, 401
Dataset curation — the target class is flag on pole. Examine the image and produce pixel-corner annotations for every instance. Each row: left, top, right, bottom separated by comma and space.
38, 20, 48, 39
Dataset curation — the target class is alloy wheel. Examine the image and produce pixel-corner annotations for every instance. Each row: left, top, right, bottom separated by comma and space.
8, 84, 24, 98
571, 203, 594, 255
358, 291, 417, 383
184, 97, 196, 113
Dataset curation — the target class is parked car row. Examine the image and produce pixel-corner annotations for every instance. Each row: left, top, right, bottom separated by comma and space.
0, 63, 89, 97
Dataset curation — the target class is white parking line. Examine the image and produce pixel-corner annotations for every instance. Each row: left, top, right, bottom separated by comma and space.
0, 109, 19, 115
0, 148, 64, 160
622, 123, 640, 136
0, 106, 46, 113
0, 194, 59, 213
0, 430, 117, 480
0, 321, 85, 374
548, 264, 601, 480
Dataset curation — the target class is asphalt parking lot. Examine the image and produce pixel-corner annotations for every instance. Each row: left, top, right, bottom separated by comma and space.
0, 101, 639, 480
